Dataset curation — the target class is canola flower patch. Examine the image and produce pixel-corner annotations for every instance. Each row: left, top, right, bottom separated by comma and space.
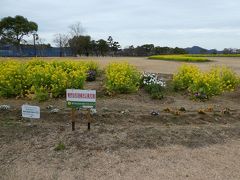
148, 55, 210, 62
0, 59, 99, 100
105, 62, 141, 94
173, 64, 240, 100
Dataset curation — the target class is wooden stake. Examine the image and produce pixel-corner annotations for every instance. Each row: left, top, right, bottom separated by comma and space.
87, 109, 91, 130
71, 108, 75, 131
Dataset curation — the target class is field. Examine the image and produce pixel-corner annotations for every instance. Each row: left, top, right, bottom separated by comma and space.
148, 55, 210, 62
51, 56, 240, 74
189, 54, 240, 57
148, 54, 240, 62
1, 56, 240, 179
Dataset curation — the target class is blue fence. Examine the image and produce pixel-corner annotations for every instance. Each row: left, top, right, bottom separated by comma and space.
0, 46, 73, 57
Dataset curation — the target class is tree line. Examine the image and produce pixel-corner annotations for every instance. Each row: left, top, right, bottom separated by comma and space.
5, 15, 237, 57
0, 15, 188, 57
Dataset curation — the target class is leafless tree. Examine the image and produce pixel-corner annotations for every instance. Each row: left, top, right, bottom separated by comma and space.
53, 33, 69, 56
69, 22, 85, 37
53, 34, 68, 47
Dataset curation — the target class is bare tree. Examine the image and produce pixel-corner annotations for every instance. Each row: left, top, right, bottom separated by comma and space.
69, 22, 85, 37
53, 33, 69, 57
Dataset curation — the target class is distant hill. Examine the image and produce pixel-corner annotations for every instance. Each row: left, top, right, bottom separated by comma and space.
184, 46, 221, 54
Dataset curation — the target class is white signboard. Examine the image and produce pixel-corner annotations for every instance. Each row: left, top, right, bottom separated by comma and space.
66, 89, 96, 108
22, 105, 40, 119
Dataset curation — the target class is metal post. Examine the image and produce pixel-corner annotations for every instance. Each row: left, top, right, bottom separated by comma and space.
33, 33, 38, 57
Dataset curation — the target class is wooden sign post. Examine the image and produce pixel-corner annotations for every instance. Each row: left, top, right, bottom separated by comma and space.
66, 89, 96, 131
71, 108, 76, 131
87, 108, 91, 130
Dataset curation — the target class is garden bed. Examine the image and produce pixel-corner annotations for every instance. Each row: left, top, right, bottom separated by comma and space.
1, 58, 240, 179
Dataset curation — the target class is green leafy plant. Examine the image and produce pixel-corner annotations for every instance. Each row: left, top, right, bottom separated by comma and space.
54, 142, 66, 151
142, 72, 166, 99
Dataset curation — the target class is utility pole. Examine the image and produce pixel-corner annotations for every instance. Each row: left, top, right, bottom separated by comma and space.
33, 33, 38, 57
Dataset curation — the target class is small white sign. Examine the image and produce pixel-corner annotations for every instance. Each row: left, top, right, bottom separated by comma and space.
22, 105, 40, 119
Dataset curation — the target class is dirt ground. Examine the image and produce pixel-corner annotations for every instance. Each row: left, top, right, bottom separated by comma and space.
0, 57, 240, 180
74, 56, 240, 74
2, 56, 240, 74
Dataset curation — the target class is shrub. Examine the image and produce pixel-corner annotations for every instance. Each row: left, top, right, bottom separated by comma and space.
173, 65, 240, 100
0, 59, 99, 99
173, 64, 202, 91
105, 62, 141, 94
218, 66, 240, 91
32, 86, 49, 102
189, 72, 222, 99
0, 61, 33, 97
142, 72, 166, 99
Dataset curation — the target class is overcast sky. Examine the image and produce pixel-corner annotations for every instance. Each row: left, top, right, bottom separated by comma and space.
1, 0, 240, 50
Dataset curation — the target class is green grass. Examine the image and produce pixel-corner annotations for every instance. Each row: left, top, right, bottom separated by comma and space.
148, 55, 210, 62
54, 142, 66, 151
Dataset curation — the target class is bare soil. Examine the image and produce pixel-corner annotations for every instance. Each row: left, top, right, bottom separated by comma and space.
0, 57, 240, 179
69, 56, 240, 74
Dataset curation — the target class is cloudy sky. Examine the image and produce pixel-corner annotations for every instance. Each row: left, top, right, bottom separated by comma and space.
1, 0, 240, 50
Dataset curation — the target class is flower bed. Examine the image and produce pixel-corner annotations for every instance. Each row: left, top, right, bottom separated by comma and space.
105, 62, 141, 94
0, 59, 99, 101
141, 72, 166, 99
173, 64, 240, 100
